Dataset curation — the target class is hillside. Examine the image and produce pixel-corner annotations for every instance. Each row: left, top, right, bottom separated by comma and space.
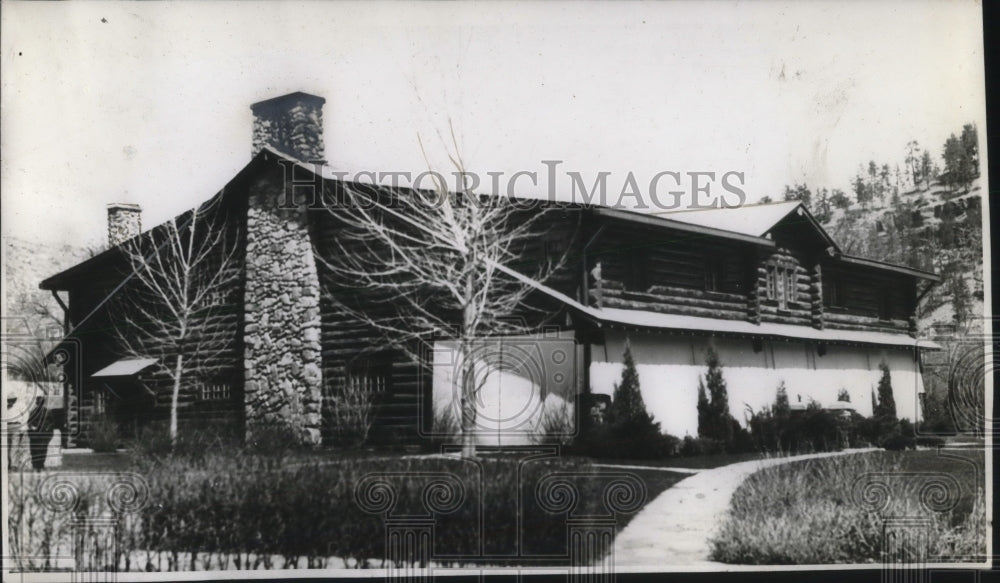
2, 236, 93, 339
806, 171, 985, 432
817, 176, 985, 336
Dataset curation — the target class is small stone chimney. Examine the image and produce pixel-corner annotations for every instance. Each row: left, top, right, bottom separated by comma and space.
250, 92, 326, 164
107, 203, 142, 246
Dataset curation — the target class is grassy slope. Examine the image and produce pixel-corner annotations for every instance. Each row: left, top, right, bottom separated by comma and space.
709, 449, 986, 564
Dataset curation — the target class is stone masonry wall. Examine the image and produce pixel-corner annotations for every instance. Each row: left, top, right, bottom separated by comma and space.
243, 167, 323, 444
107, 204, 142, 246
251, 93, 326, 164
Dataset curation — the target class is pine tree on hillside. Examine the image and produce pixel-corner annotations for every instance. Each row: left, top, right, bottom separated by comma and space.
943, 133, 974, 192
813, 188, 832, 223
868, 161, 881, 204
949, 270, 971, 325
919, 150, 937, 188
874, 360, 897, 420
961, 123, 979, 177
829, 188, 851, 211
853, 172, 869, 208
905, 140, 922, 187
783, 183, 812, 209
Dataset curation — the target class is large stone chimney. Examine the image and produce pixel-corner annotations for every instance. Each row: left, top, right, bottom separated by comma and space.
107, 203, 142, 246
250, 92, 326, 163
243, 91, 326, 446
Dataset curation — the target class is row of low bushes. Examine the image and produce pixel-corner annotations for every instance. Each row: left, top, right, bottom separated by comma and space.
86, 416, 307, 458
11, 437, 630, 570
576, 345, 949, 461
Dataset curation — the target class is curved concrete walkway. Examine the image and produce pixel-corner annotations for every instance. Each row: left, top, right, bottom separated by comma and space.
611, 448, 877, 568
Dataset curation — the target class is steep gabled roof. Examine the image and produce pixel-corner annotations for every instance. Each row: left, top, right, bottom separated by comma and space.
652, 200, 802, 238
39, 149, 276, 362
648, 200, 840, 252
835, 253, 940, 281
259, 150, 944, 283
40, 150, 269, 291
592, 207, 776, 247
42, 145, 938, 329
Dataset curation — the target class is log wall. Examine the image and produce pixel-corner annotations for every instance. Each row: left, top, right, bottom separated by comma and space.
593, 224, 752, 318
587, 219, 919, 336
822, 262, 913, 335
65, 199, 246, 447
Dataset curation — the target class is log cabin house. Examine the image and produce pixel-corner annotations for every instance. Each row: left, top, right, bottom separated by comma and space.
41, 92, 940, 448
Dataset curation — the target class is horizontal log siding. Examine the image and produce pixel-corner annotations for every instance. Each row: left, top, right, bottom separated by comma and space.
506, 207, 585, 301
68, 202, 246, 446
144, 207, 246, 432
601, 281, 748, 320
824, 311, 910, 332
311, 204, 424, 445
822, 262, 913, 334
311, 196, 583, 446
595, 224, 751, 318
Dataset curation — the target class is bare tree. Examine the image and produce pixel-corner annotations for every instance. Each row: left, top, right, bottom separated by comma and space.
316, 135, 577, 457
112, 199, 240, 445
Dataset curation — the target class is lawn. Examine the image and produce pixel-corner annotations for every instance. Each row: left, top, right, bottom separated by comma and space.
603, 451, 768, 470
59, 451, 134, 472
10, 447, 689, 571
709, 449, 987, 564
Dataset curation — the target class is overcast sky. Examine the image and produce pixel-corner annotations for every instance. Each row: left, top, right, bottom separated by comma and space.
0, 1, 986, 249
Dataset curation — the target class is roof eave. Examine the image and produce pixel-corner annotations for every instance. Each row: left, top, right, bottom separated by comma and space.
833, 253, 941, 282
788, 203, 841, 253
593, 207, 777, 247
40, 148, 275, 291
594, 317, 941, 350
40, 248, 122, 291
491, 260, 937, 350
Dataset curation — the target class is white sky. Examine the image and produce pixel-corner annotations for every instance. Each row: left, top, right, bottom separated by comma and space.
0, 0, 987, 248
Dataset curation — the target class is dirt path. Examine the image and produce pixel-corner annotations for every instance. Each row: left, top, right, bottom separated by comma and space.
610, 448, 876, 568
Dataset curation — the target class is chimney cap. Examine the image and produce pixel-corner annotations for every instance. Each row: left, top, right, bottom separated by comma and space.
107, 202, 142, 211
250, 91, 326, 113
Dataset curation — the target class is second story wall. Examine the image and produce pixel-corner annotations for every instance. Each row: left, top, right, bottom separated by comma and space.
821, 262, 915, 334
590, 222, 754, 321
582, 212, 923, 336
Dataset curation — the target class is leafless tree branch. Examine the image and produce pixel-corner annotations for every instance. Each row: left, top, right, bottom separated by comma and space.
110, 196, 241, 444
316, 129, 578, 455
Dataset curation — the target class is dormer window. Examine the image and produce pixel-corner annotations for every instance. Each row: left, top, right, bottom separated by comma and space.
765, 261, 797, 309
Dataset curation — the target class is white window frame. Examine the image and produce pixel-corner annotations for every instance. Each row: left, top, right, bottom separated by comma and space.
199, 383, 231, 401
346, 363, 391, 394
766, 263, 797, 309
